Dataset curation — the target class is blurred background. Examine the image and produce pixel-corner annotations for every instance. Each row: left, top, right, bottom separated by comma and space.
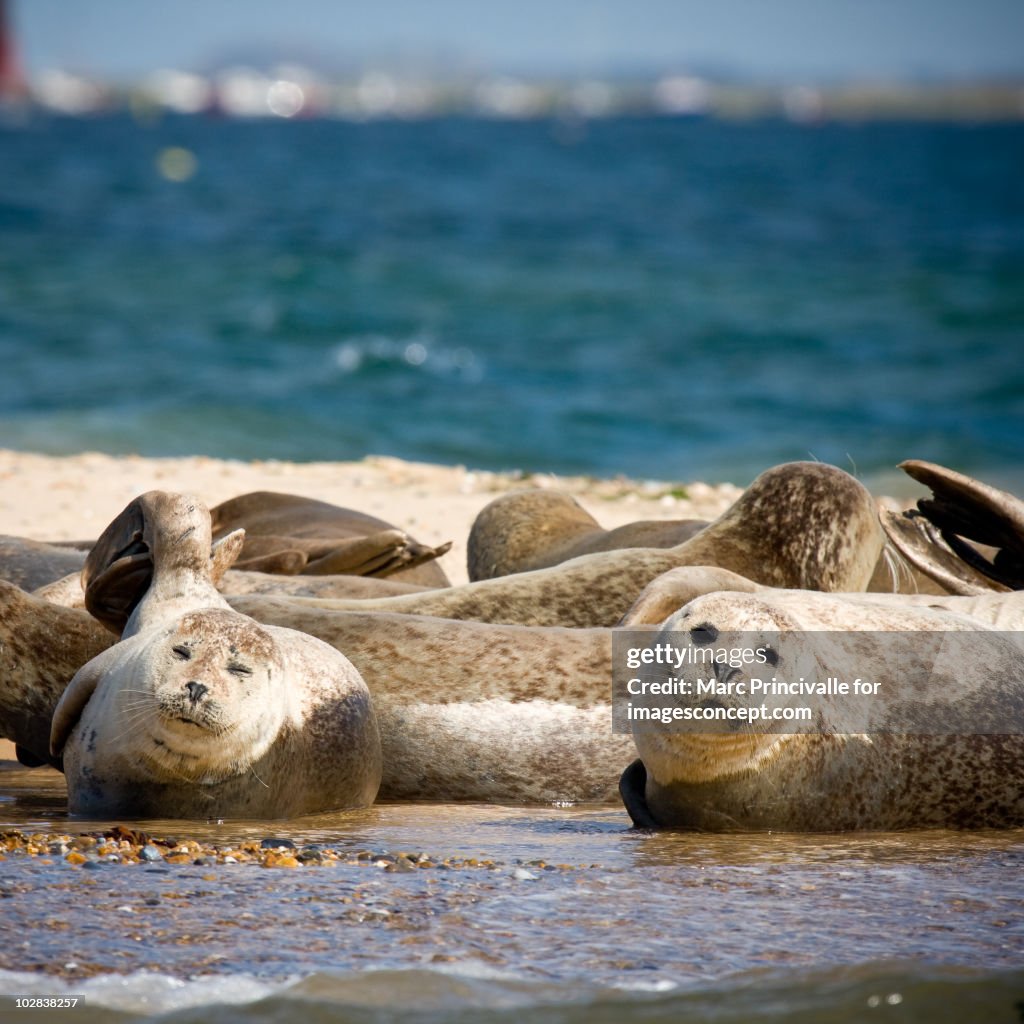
1, 0, 1022, 491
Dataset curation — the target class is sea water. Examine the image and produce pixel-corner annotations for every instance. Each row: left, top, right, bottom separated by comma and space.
0, 113, 1022, 491
0, 765, 1022, 1022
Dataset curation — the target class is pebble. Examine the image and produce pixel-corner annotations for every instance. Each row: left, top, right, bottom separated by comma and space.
1, 828, 586, 875
260, 838, 296, 850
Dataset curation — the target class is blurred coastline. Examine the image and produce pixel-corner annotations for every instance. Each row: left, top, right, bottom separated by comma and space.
6, 60, 1024, 124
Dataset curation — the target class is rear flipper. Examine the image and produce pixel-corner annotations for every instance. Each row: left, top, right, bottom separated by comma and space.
882, 460, 1024, 594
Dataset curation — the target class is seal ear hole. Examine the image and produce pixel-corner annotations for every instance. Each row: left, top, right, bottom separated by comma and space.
762, 646, 779, 666
690, 624, 719, 646
172, 645, 192, 661
228, 662, 253, 677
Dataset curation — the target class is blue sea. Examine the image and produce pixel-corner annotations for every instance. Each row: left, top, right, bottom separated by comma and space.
0, 113, 1022, 490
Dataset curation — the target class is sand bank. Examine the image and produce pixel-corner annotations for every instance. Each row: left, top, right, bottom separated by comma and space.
0, 448, 741, 587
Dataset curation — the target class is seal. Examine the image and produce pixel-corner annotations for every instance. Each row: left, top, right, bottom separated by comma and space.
261, 462, 886, 628
0, 536, 88, 592
467, 490, 706, 580
620, 564, 1024, 630
26, 564, 429, 615
0, 580, 113, 768
49, 492, 381, 820
210, 491, 453, 586
1, 569, 633, 804
227, 596, 632, 803
468, 485, 950, 599
620, 587, 1024, 831
12, 552, 1023, 807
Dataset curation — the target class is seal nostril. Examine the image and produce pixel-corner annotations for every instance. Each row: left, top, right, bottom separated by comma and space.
185, 681, 209, 703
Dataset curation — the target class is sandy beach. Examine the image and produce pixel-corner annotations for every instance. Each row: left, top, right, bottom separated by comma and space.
0, 448, 742, 587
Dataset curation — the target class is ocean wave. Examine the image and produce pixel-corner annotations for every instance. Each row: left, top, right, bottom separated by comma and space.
1, 963, 1022, 1023
330, 334, 483, 382
0, 968, 281, 1020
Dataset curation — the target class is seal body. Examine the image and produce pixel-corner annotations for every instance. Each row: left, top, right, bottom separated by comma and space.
624, 589, 1024, 831
210, 491, 452, 586
0, 581, 113, 767
467, 489, 705, 581
228, 597, 632, 803
0, 536, 87, 591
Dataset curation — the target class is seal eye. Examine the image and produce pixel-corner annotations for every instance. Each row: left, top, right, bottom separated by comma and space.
228, 662, 253, 678
172, 645, 192, 661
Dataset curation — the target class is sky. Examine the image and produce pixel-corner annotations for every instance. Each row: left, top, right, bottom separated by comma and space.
12, 0, 1024, 82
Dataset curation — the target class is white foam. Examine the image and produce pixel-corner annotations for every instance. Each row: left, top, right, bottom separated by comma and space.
0, 969, 287, 1014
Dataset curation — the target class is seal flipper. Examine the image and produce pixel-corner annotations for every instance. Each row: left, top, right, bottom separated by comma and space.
887, 461, 1024, 591
15, 744, 47, 768
303, 532, 453, 578
82, 497, 154, 635
210, 529, 246, 585
50, 656, 108, 763
619, 759, 660, 829
901, 460, 1024, 556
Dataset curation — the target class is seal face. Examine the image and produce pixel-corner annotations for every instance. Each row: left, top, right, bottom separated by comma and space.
128, 610, 285, 784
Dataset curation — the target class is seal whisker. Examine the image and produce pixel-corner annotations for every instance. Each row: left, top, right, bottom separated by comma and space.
106, 712, 159, 745
880, 540, 918, 594
117, 701, 158, 714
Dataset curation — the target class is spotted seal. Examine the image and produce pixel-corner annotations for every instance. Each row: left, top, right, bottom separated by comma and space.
620, 587, 1024, 830
49, 492, 381, 819
468, 485, 950, 599
210, 491, 452, 585
467, 489, 706, 580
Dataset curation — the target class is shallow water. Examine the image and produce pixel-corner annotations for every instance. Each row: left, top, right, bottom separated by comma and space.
1, 763, 1022, 1021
